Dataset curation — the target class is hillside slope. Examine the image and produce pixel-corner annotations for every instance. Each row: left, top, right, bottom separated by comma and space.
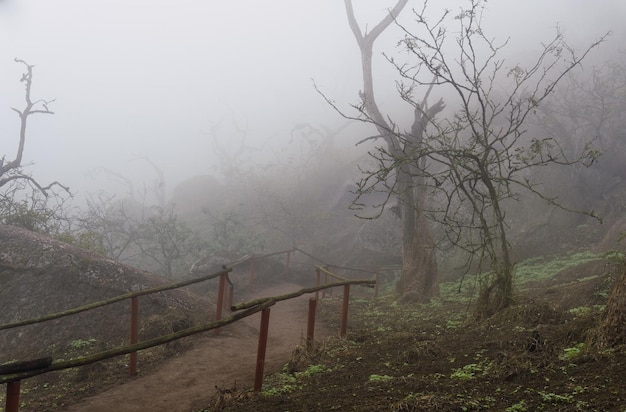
0, 224, 213, 360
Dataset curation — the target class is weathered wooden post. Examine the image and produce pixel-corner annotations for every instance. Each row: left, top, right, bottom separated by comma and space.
340, 284, 350, 337
227, 284, 234, 312
214, 272, 227, 335
254, 306, 272, 391
322, 272, 328, 299
129, 296, 139, 376
5, 381, 20, 412
307, 298, 317, 343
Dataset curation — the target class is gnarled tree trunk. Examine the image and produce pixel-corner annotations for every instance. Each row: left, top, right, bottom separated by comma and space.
398, 187, 438, 303
344, 0, 442, 303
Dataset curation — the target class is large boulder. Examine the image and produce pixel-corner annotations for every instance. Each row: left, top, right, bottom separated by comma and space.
0, 225, 212, 360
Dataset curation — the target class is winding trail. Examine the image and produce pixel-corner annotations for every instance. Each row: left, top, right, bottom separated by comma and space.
63, 282, 333, 412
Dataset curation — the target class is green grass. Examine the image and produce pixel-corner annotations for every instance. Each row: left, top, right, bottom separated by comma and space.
261, 364, 329, 396
434, 250, 601, 305
514, 251, 600, 286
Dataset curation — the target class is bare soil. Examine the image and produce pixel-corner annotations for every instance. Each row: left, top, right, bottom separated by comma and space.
210, 261, 626, 411
60, 282, 331, 412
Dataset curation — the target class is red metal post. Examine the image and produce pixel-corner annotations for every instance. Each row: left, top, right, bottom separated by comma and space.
307, 298, 317, 343
374, 272, 380, 298
129, 296, 139, 376
340, 284, 350, 337
285, 251, 291, 280
214, 273, 227, 335
5, 380, 20, 412
254, 307, 272, 391
227, 284, 234, 312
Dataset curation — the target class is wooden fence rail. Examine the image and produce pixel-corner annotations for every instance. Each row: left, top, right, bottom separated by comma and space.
1, 247, 381, 412
0, 301, 272, 385
231, 279, 375, 311
0, 268, 232, 332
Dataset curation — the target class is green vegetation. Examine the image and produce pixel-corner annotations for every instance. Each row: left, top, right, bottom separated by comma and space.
435, 250, 602, 306
450, 361, 493, 380
214, 249, 621, 411
69, 338, 97, 351
569, 305, 605, 318
514, 251, 601, 285
368, 374, 393, 382
261, 364, 329, 397
559, 343, 586, 361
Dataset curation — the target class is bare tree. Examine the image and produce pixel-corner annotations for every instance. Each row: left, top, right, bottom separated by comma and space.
79, 192, 142, 261
0, 180, 71, 235
354, 1, 605, 316
1, 59, 69, 195
0, 59, 72, 237
321, 0, 445, 303
136, 204, 201, 278
534, 60, 626, 222
78, 191, 203, 278
322, 1, 606, 312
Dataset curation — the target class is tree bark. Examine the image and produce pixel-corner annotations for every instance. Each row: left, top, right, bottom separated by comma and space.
344, 0, 441, 303
398, 189, 438, 303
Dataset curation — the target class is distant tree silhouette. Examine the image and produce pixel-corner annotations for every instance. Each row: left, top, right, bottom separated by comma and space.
1, 59, 68, 195
0, 59, 71, 234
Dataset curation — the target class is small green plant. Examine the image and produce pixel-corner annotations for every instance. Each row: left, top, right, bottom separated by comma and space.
69, 338, 97, 351
568, 305, 605, 318
300, 364, 326, 377
446, 318, 463, 329
560, 343, 585, 361
450, 361, 492, 380
538, 391, 573, 404
505, 400, 527, 411
261, 364, 328, 397
261, 371, 298, 396
368, 374, 393, 382
604, 249, 625, 266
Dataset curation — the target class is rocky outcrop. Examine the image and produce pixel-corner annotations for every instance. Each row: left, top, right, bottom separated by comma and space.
0, 225, 212, 360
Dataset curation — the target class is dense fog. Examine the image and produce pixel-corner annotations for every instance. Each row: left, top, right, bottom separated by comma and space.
1, 1, 622, 194
1, 0, 625, 278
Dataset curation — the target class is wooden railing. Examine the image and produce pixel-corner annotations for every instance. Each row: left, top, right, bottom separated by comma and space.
0, 248, 380, 412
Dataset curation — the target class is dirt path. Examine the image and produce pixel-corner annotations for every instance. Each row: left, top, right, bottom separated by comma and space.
63, 282, 332, 412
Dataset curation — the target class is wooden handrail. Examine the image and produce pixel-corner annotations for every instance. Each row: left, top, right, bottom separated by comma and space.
250, 248, 295, 260
0, 278, 377, 384
0, 268, 232, 331
315, 265, 347, 281
231, 279, 375, 311
0, 247, 386, 332
0, 300, 274, 384
2, 246, 385, 408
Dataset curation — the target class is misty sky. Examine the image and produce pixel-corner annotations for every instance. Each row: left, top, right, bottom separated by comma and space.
0, 0, 623, 200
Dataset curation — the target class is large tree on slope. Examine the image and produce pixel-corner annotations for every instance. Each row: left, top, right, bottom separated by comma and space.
341, 0, 444, 303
